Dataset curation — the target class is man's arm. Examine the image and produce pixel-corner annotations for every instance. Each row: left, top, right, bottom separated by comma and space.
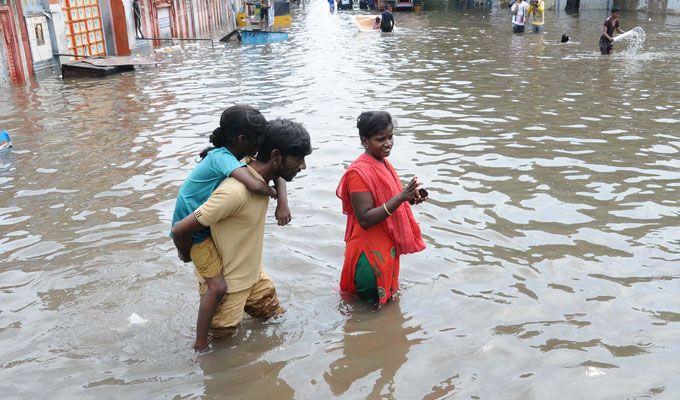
171, 214, 205, 262
173, 183, 246, 261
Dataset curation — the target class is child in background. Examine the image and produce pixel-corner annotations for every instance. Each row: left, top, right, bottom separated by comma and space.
511, 0, 529, 34
171, 104, 291, 351
600, 6, 625, 54
373, 16, 381, 30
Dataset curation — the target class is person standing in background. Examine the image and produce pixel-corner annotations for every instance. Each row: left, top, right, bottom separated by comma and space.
260, 0, 270, 29
511, 0, 529, 34
528, 0, 545, 34
132, 0, 143, 38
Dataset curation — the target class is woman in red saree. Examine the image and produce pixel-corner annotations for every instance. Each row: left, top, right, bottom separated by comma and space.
336, 111, 426, 304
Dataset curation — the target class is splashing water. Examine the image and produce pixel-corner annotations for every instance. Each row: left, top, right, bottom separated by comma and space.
615, 26, 646, 54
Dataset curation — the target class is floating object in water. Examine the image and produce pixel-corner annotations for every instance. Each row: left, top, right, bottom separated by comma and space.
61, 56, 156, 79
353, 15, 396, 33
584, 366, 606, 377
0, 131, 11, 152
613, 26, 645, 43
128, 312, 148, 325
220, 29, 289, 45
613, 26, 645, 53
220, 29, 241, 42
561, 34, 570, 43
353, 15, 379, 32
240, 30, 289, 45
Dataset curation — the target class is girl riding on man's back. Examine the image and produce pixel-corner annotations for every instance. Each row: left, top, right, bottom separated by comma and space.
171, 104, 291, 351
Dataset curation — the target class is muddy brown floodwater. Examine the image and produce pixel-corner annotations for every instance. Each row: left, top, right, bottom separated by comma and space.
1, 2, 679, 399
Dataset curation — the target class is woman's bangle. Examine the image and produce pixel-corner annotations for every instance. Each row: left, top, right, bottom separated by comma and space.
383, 203, 393, 216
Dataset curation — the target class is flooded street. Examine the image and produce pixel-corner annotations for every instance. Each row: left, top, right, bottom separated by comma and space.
1, 2, 679, 398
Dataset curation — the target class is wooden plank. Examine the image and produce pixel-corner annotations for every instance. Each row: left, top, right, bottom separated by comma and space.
61, 61, 134, 79
79, 55, 156, 67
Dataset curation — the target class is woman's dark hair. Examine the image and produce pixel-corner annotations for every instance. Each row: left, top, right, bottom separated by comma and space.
256, 119, 312, 162
356, 111, 393, 139
199, 104, 267, 159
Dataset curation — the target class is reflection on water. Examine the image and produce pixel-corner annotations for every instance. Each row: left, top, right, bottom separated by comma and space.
324, 300, 422, 398
1, 2, 679, 399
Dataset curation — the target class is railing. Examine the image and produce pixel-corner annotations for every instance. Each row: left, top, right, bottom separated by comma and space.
135, 37, 215, 48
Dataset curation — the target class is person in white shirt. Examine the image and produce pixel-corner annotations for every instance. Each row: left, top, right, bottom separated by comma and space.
511, 0, 529, 34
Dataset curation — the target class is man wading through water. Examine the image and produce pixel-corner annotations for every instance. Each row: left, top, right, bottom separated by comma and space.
380, 6, 394, 33
172, 119, 312, 348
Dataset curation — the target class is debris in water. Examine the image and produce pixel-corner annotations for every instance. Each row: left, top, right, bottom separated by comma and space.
0, 131, 12, 152
584, 366, 606, 377
128, 313, 148, 325
614, 26, 646, 54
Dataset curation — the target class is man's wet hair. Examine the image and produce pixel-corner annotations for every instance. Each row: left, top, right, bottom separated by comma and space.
357, 111, 393, 139
200, 104, 267, 159
561, 33, 570, 43
256, 119, 312, 162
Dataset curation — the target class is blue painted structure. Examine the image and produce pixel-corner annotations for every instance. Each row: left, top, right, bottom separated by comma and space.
240, 30, 289, 45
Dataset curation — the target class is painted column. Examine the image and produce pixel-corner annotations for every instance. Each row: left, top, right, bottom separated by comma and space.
0, 0, 27, 84
109, 0, 130, 54
100, 0, 116, 54
0, 35, 9, 85
11, 0, 34, 78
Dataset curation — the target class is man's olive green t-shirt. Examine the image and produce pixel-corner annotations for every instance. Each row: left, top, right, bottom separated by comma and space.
193, 164, 269, 293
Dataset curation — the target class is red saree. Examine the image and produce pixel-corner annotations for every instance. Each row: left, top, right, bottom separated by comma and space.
336, 153, 426, 303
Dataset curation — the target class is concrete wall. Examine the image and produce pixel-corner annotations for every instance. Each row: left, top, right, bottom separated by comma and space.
157, 6, 171, 37
543, 0, 679, 12
190, 0, 200, 36
553, 0, 610, 10
48, 3, 71, 65
122, 0, 137, 49
626, 0, 680, 13
500, 0, 609, 10
0, 39, 9, 85
25, 15, 53, 66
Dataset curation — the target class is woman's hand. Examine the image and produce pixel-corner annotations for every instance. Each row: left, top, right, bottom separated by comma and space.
410, 188, 428, 205
399, 177, 420, 203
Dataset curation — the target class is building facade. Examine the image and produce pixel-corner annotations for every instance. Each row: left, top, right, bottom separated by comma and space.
0, 0, 235, 85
